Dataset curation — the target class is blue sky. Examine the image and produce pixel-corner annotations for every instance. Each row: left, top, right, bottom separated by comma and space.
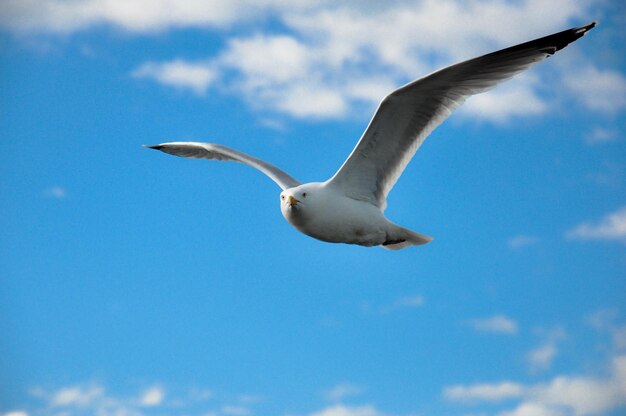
1, 1, 625, 415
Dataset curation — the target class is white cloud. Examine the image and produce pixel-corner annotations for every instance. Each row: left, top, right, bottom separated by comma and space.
614, 326, 626, 350
527, 344, 558, 372
2, 412, 29, 416
2, 1, 612, 122
132, 60, 216, 95
563, 65, 626, 114
529, 369, 626, 415
238, 394, 263, 404
587, 308, 619, 331
29, 383, 142, 415
499, 402, 566, 416
444, 382, 525, 402
139, 385, 165, 407
189, 387, 214, 402
507, 235, 540, 249
584, 128, 620, 145
566, 206, 626, 243
445, 354, 626, 416
0, 0, 324, 34
585, 162, 625, 188
49, 384, 105, 407
363, 294, 425, 315
285, 0, 589, 68
213, 33, 369, 119
274, 83, 348, 119
527, 327, 566, 373
111, 0, 603, 121
222, 405, 251, 416
220, 35, 311, 87
310, 404, 381, 416
27, 382, 216, 415
325, 383, 363, 401
0, 0, 590, 44
586, 308, 626, 350
468, 315, 518, 335
461, 77, 547, 123
43, 185, 68, 199
382, 294, 424, 313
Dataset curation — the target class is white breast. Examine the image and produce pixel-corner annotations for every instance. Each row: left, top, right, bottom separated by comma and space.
281, 182, 390, 246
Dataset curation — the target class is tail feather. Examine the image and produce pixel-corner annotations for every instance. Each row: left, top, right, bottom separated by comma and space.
382, 227, 433, 250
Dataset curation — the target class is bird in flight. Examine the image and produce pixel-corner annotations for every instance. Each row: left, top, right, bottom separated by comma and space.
147, 22, 595, 250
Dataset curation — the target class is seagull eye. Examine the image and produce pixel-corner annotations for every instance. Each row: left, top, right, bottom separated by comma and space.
302, 192, 307, 198
281, 195, 285, 200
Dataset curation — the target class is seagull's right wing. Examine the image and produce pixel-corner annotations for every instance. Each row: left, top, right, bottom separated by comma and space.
327, 22, 596, 210
146, 142, 301, 190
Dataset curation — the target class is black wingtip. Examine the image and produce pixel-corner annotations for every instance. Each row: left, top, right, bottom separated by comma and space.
575, 21, 596, 37
143, 144, 163, 150
548, 21, 597, 53
582, 21, 597, 31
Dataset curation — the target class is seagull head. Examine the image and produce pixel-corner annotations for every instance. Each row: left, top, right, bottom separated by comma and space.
280, 189, 306, 212
280, 182, 331, 227
279, 183, 321, 225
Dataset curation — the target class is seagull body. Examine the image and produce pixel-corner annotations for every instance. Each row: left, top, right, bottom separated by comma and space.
147, 23, 595, 250
279, 182, 430, 249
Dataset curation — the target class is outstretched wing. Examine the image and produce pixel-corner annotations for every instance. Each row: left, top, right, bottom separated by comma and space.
146, 142, 301, 190
327, 22, 596, 210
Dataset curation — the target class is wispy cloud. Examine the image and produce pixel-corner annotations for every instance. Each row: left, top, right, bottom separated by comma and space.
526, 327, 566, 373
566, 206, 626, 243
188, 387, 214, 402
0, 0, 323, 34
4, 1, 607, 122
114, 1, 601, 122
48, 384, 104, 407
380, 294, 424, 314
444, 382, 525, 403
221, 405, 251, 416
586, 308, 626, 350
29, 382, 130, 414
325, 383, 363, 401
527, 343, 559, 373
563, 65, 626, 114
25, 382, 226, 416
363, 294, 425, 315
444, 354, 626, 416
310, 404, 381, 416
525, 357, 626, 415
584, 127, 620, 145
139, 385, 165, 407
132, 60, 216, 95
237, 394, 263, 404
461, 75, 547, 123
499, 402, 565, 416
467, 315, 518, 335
586, 162, 624, 188
507, 235, 540, 249
43, 185, 68, 199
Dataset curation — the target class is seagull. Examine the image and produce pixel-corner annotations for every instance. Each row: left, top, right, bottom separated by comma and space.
147, 22, 595, 250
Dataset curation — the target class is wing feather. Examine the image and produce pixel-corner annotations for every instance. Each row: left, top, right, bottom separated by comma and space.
327, 22, 596, 210
146, 142, 301, 190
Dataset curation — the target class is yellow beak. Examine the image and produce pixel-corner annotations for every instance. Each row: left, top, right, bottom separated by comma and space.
287, 195, 300, 206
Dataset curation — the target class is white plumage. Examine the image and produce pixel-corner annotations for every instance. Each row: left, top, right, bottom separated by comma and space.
147, 23, 595, 250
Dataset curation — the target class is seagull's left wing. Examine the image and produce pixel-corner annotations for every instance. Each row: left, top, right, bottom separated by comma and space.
146, 142, 301, 190
327, 22, 595, 210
